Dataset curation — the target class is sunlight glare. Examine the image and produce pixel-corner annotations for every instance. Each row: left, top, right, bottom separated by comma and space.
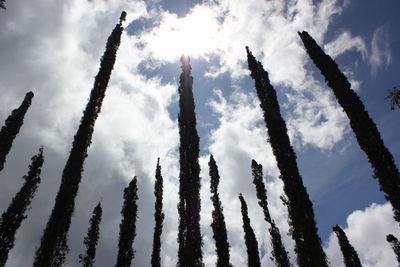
140, 6, 220, 61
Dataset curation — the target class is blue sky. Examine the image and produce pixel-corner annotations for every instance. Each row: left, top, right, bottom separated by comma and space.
0, 0, 399, 266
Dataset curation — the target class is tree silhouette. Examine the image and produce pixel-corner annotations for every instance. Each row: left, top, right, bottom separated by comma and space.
208, 155, 232, 267
298, 31, 400, 224
239, 194, 261, 267
177, 55, 203, 267
385, 86, 400, 111
251, 160, 291, 267
333, 225, 362, 267
151, 158, 164, 267
246, 46, 327, 266
0, 147, 44, 266
33, 14, 124, 266
115, 176, 139, 267
0, 91, 33, 172
0, 0, 5, 10
78, 202, 103, 267
387, 234, 400, 264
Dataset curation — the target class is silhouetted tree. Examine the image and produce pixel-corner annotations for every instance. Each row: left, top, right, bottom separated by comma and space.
208, 155, 232, 267
251, 160, 291, 267
151, 158, 164, 267
246, 46, 327, 266
0, 91, 33, 172
33, 14, 125, 267
0, 147, 44, 266
333, 225, 362, 267
0, 0, 5, 10
177, 55, 203, 267
115, 176, 138, 267
387, 234, 400, 264
385, 86, 400, 111
298, 31, 400, 224
78, 202, 103, 267
239, 194, 261, 267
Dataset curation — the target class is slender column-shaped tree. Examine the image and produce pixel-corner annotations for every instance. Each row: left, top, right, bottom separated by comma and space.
0, 147, 44, 267
78, 202, 103, 267
246, 46, 327, 266
0, 91, 34, 172
298, 31, 400, 223
177, 56, 203, 267
33, 14, 125, 267
151, 158, 164, 267
333, 225, 362, 267
239, 194, 261, 267
115, 176, 139, 267
387, 234, 400, 264
251, 160, 291, 267
208, 155, 232, 267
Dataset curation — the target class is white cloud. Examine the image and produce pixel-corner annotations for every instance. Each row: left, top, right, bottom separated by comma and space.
369, 25, 391, 76
324, 31, 368, 60
325, 202, 400, 267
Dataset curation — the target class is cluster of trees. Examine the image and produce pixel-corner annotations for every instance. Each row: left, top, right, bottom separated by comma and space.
0, 12, 399, 267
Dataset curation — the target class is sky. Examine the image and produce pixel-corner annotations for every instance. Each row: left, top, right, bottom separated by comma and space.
0, 0, 399, 266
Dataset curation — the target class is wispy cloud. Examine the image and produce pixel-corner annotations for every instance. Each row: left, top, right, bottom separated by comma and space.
324, 31, 368, 60
369, 25, 391, 76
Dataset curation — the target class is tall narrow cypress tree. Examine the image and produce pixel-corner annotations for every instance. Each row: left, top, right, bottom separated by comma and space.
78, 202, 103, 267
115, 176, 139, 267
251, 160, 291, 267
239, 194, 261, 267
151, 158, 164, 267
298, 31, 400, 223
176, 56, 203, 267
387, 234, 400, 264
0, 91, 34, 172
333, 225, 362, 267
33, 14, 125, 266
0, 147, 44, 267
208, 155, 232, 267
246, 47, 327, 266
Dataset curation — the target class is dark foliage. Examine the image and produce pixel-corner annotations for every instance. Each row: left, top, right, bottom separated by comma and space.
115, 176, 139, 267
298, 31, 400, 223
0, 148, 44, 266
239, 194, 261, 267
251, 160, 291, 267
177, 56, 203, 267
0, 91, 33, 172
208, 155, 232, 267
246, 46, 327, 266
385, 86, 400, 111
33, 16, 124, 267
78, 202, 103, 267
387, 234, 400, 264
0, 0, 5, 10
333, 225, 362, 267
151, 158, 164, 267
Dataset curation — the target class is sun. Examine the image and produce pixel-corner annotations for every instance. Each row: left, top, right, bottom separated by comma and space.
140, 6, 220, 61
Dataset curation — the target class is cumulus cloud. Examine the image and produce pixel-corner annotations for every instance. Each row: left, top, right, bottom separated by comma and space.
325, 202, 400, 267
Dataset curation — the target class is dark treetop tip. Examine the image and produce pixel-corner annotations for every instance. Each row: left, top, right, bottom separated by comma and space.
120, 11, 127, 24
